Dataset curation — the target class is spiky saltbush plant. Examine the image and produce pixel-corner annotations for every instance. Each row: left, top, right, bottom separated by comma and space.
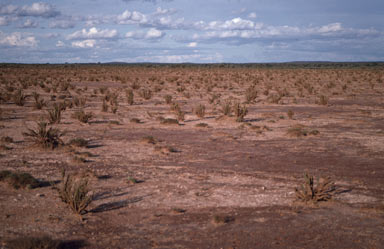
245, 86, 258, 103
72, 109, 93, 123
126, 89, 134, 105
164, 95, 172, 104
221, 100, 232, 116
47, 103, 64, 124
140, 89, 152, 100
58, 170, 92, 215
0, 170, 40, 189
23, 121, 64, 149
233, 102, 248, 122
295, 173, 336, 203
13, 89, 27, 106
32, 92, 46, 110
194, 104, 206, 119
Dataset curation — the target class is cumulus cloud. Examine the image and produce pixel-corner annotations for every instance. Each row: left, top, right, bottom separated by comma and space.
194, 17, 263, 31
49, 20, 75, 29
0, 32, 37, 47
187, 42, 197, 47
117, 10, 148, 24
248, 12, 257, 19
122, 0, 174, 3
71, 39, 96, 48
116, 8, 184, 29
125, 28, 165, 39
0, 16, 9, 26
20, 19, 39, 28
0, 2, 60, 18
189, 19, 382, 46
56, 40, 65, 47
68, 27, 118, 40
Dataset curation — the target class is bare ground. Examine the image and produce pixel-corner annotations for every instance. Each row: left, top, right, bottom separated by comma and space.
0, 65, 384, 248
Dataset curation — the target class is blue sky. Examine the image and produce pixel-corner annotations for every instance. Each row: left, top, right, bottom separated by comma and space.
0, 0, 383, 63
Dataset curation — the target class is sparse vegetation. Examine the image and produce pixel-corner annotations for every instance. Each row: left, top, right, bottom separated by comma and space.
194, 104, 206, 119
58, 170, 93, 215
23, 121, 64, 149
0, 170, 40, 189
13, 89, 27, 106
295, 173, 336, 203
72, 109, 93, 123
233, 102, 248, 122
47, 103, 65, 124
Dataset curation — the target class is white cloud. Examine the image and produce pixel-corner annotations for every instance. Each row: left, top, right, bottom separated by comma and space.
146, 28, 164, 38
0, 2, 60, 18
0, 32, 37, 47
248, 12, 257, 19
317, 23, 343, 33
187, 42, 197, 47
117, 10, 147, 24
20, 19, 39, 28
125, 28, 164, 39
0, 5, 19, 15
195, 17, 261, 31
49, 20, 75, 29
71, 39, 96, 48
0, 17, 9, 26
56, 40, 65, 47
68, 27, 118, 40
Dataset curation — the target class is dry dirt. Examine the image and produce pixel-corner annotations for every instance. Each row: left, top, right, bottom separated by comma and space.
0, 64, 384, 248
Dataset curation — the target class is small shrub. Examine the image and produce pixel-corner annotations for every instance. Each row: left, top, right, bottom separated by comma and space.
212, 215, 234, 224
245, 86, 258, 103
32, 92, 46, 110
194, 104, 206, 119
295, 173, 336, 203
0, 170, 40, 189
68, 138, 88, 148
110, 103, 118, 114
195, 123, 209, 128
72, 109, 93, 123
164, 95, 172, 104
130, 118, 141, 123
176, 109, 185, 122
1, 136, 13, 143
23, 122, 64, 149
58, 170, 93, 215
160, 118, 179, 125
131, 81, 140, 90
233, 102, 248, 122
13, 89, 27, 106
6, 236, 62, 249
140, 136, 156, 144
140, 89, 152, 100
221, 100, 232, 116
287, 109, 294, 119
101, 100, 108, 112
317, 95, 329, 105
126, 89, 134, 105
287, 125, 307, 137
127, 176, 139, 185
47, 103, 64, 124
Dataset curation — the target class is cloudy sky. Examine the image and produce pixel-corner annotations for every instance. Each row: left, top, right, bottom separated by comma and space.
0, 0, 383, 63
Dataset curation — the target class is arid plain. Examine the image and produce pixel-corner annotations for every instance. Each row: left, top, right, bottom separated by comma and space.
0, 63, 383, 248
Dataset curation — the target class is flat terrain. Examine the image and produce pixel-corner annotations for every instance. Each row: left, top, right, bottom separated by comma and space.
0, 64, 384, 248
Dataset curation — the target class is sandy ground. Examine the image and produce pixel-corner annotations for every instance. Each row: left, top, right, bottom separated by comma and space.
0, 64, 384, 248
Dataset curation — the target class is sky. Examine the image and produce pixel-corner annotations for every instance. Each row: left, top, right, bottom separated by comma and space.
0, 0, 383, 63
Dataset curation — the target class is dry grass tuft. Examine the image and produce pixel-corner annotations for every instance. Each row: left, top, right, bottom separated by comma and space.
0, 170, 40, 189
58, 170, 93, 215
23, 122, 64, 149
295, 173, 336, 203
